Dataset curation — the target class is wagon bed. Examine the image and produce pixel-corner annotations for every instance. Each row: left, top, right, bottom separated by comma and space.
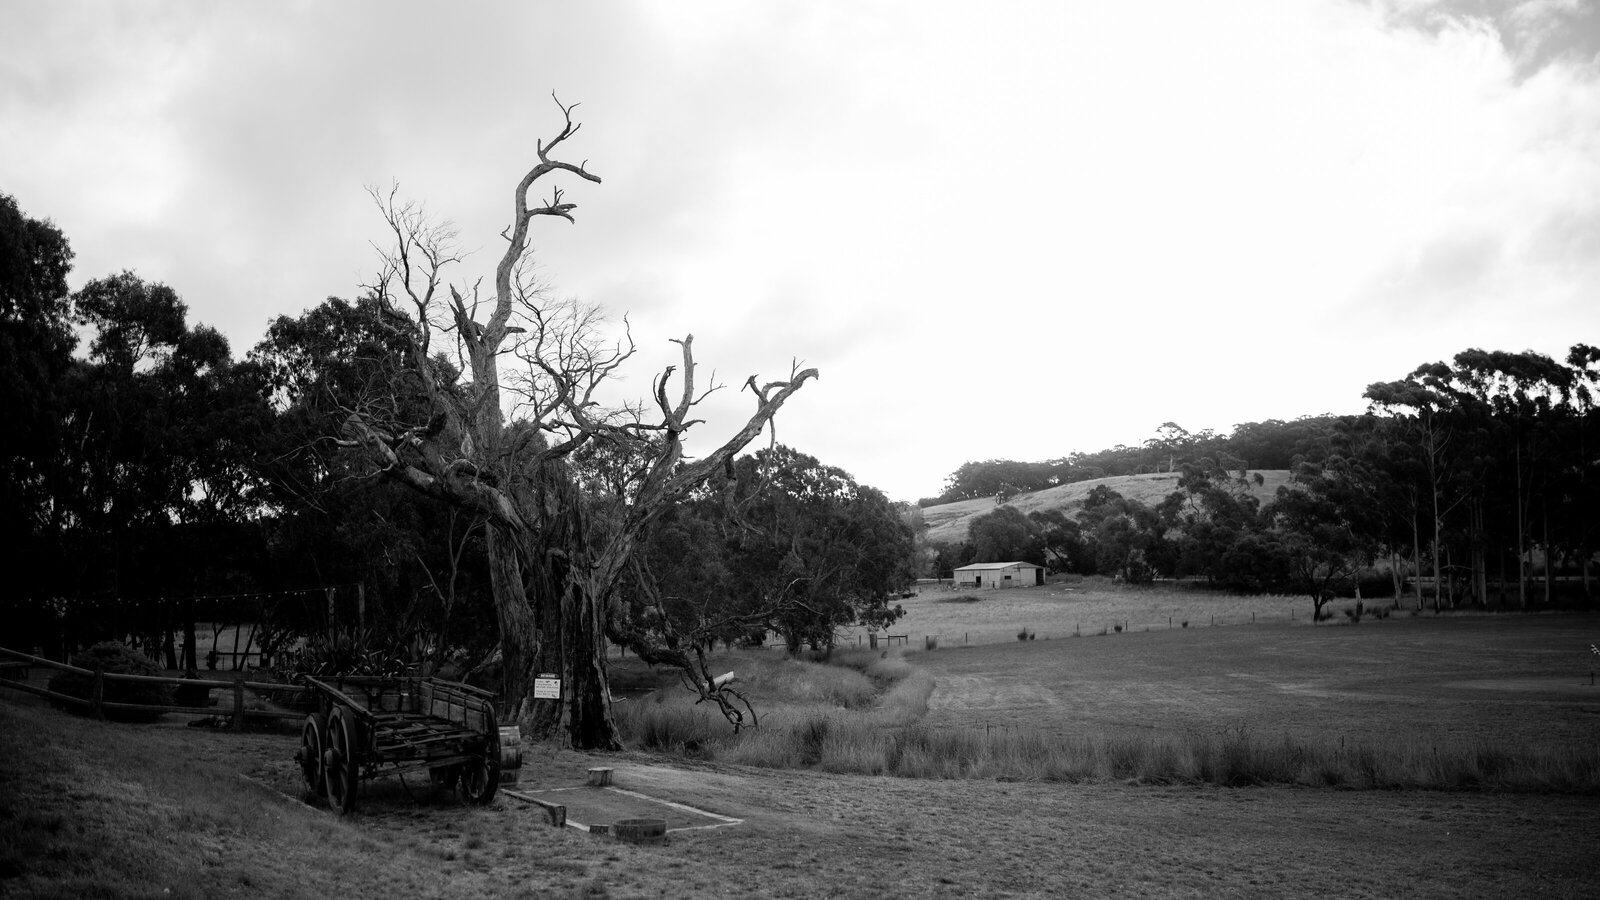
295, 674, 517, 813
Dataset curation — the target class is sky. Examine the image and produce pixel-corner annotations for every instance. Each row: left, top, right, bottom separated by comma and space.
4, 0, 1599, 502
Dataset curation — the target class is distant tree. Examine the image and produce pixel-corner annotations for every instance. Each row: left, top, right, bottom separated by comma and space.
1556, 344, 1600, 600
1451, 349, 1574, 608
1263, 479, 1373, 621
967, 505, 1043, 565
1145, 422, 1193, 473
618, 446, 913, 658
65, 272, 268, 666
938, 458, 1066, 502
1162, 461, 1266, 589
1220, 417, 1338, 469
1076, 487, 1170, 583
1028, 509, 1088, 573
929, 542, 976, 579
1366, 369, 1474, 611
0, 192, 75, 608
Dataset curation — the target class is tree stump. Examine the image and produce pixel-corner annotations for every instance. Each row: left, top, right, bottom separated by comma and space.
587, 767, 613, 787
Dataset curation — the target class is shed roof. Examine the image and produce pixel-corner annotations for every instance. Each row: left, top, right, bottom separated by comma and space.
952, 561, 1041, 572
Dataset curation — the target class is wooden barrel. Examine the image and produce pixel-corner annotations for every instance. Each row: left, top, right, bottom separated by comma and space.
613, 818, 667, 845
498, 725, 522, 784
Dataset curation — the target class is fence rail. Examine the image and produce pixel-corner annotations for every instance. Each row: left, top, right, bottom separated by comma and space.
0, 645, 306, 730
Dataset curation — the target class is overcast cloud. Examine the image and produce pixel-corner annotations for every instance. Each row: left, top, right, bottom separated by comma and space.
4, 0, 1598, 500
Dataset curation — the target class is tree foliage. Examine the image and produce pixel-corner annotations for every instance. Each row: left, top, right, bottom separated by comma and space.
616, 445, 915, 659
925, 352, 1600, 612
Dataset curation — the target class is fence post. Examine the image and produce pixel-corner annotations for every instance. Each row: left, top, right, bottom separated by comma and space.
232, 678, 246, 732
91, 668, 105, 719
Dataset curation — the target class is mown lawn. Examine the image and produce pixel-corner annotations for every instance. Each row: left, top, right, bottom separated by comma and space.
912, 612, 1600, 748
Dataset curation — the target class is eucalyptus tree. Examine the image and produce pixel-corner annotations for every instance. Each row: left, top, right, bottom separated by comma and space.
966, 505, 1044, 566
1558, 344, 1600, 599
60, 272, 267, 663
0, 192, 75, 607
1365, 367, 1478, 609
1449, 349, 1574, 607
1161, 460, 1267, 588
615, 445, 913, 665
334, 101, 815, 748
1262, 481, 1371, 621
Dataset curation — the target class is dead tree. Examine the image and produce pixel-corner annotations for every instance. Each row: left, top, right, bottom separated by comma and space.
339, 99, 816, 749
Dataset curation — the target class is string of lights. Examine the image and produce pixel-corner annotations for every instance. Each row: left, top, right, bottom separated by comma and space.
36, 583, 362, 611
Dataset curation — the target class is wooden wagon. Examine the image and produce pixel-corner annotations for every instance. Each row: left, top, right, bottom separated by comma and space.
295, 675, 518, 814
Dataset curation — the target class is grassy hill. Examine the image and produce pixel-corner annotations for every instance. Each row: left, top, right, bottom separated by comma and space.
919, 469, 1293, 545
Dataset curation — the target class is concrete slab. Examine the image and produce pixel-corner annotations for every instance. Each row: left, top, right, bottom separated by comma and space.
505, 784, 742, 835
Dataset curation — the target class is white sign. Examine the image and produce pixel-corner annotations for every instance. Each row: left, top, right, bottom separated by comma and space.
533, 674, 561, 699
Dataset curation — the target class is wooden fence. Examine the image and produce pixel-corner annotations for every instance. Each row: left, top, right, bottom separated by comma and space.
0, 645, 306, 731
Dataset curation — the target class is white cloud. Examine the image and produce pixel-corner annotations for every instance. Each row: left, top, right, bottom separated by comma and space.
3, 0, 1597, 500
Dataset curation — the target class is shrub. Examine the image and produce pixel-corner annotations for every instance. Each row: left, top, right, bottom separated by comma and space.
49, 641, 174, 721
271, 627, 414, 680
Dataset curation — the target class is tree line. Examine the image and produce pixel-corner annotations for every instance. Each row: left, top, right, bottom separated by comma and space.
923, 417, 1345, 506
930, 351, 1600, 617
2, 106, 915, 749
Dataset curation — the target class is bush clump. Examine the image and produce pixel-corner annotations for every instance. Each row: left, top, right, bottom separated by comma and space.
49, 641, 174, 721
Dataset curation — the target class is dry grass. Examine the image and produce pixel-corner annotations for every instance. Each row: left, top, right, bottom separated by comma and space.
7, 586, 1598, 897
0, 697, 627, 899
854, 576, 1309, 647
614, 608, 1600, 791
7, 678, 1600, 898
918, 470, 1291, 544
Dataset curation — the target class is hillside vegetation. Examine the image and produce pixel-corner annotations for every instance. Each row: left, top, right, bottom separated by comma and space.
919, 470, 1292, 545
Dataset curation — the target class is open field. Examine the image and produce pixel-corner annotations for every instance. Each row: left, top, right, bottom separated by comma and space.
4, 696, 1600, 899
848, 578, 1318, 647
6, 599, 1600, 898
911, 613, 1600, 748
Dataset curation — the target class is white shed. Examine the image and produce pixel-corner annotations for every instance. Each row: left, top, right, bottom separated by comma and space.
952, 561, 1044, 589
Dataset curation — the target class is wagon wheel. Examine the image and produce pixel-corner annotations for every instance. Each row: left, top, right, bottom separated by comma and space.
298, 712, 328, 798
323, 706, 361, 814
458, 709, 501, 806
